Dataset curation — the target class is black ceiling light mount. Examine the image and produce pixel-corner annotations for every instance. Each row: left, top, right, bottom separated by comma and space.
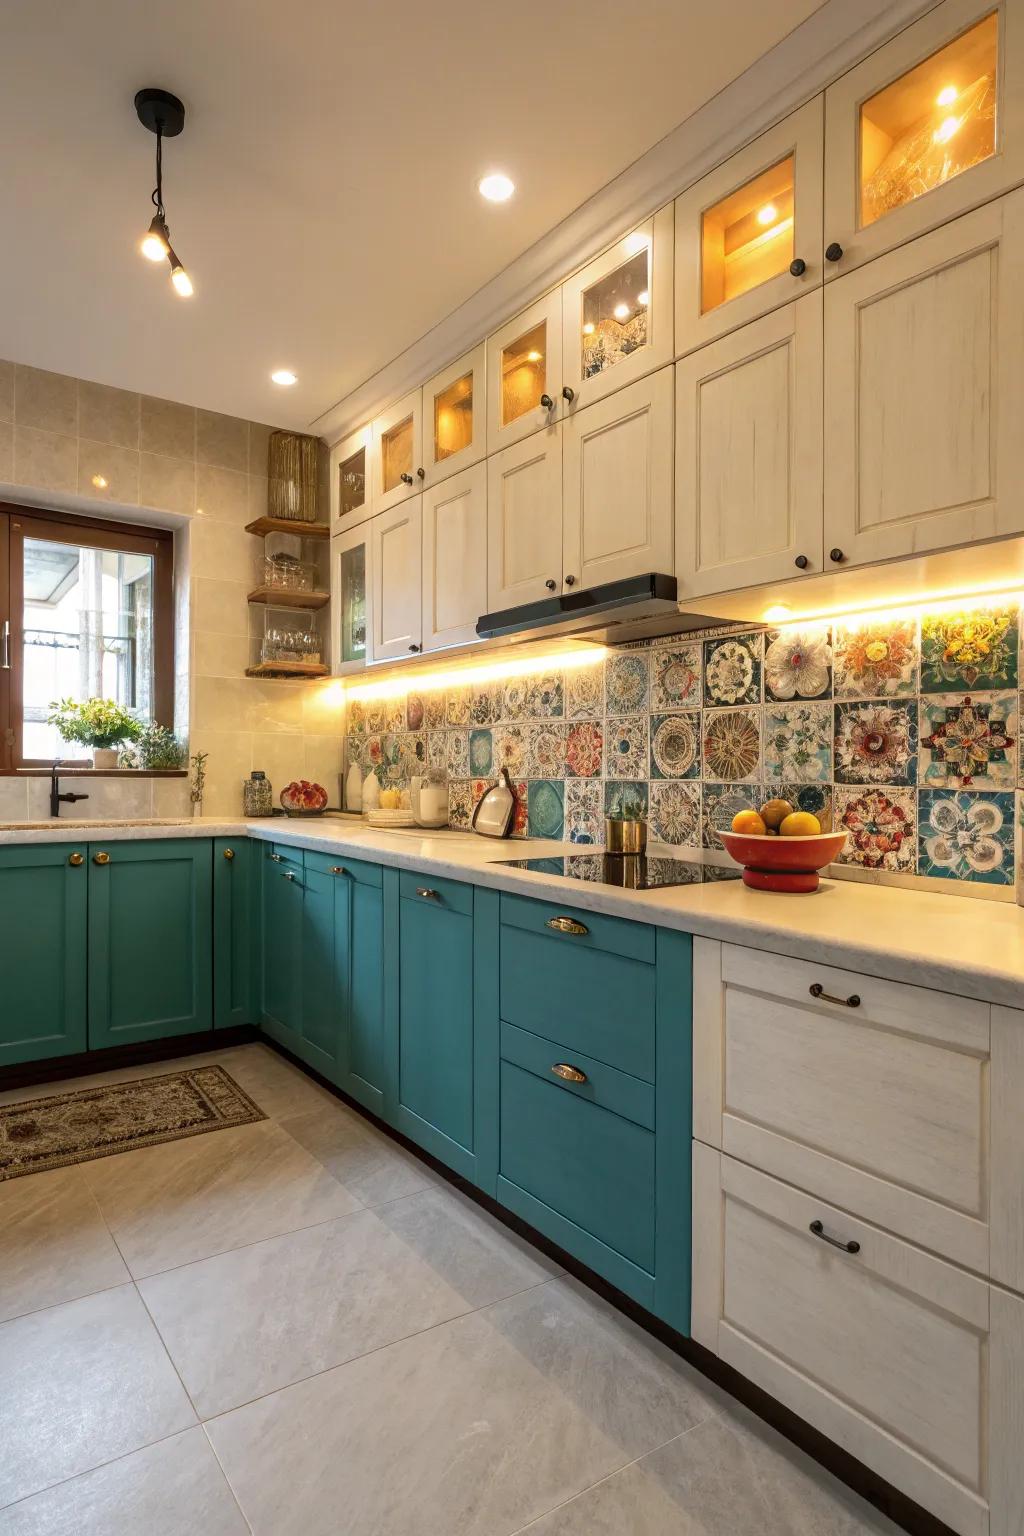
134, 87, 193, 297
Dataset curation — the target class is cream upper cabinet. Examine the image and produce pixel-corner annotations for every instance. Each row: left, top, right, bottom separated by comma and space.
675, 292, 823, 599
330, 424, 373, 533
370, 499, 422, 661
562, 367, 674, 592
486, 426, 562, 612
675, 97, 824, 354
824, 0, 1024, 277
371, 389, 423, 514
421, 344, 486, 488
331, 522, 372, 675
486, 290, 562, 454
421, 460, 487, 652
824, 189, 1024, 570
560, 208, 674, 412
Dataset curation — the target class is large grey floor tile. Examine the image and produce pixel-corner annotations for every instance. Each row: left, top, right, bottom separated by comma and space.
83, 1117, 358, 1277
0, 1427, 248, 1535
209, 1043, 338, 1119
281, 1100, 441, 1206
0, 1165, 128, 1323
515, 1402, 902, 1535
207, 1277, 720, 1536
0, 1284, 195, 1509
141, 1184, 560, 1417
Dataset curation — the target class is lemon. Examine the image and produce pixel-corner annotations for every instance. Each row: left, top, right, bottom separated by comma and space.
779, 810, 821, 836
759, 797, 793, 831
731, 809, 767, 835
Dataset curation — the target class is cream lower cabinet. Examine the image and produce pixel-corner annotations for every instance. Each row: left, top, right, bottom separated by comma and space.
421, 460, 487, 651
370, 499, 422, 661
824, 190, 1024, 569
691, 937, 1024, 1536
486, 426, 563, 612
675, 292, 822, 598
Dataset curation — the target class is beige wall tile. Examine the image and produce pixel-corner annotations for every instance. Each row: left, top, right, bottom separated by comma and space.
77, 440, 140, 504
26, 777, 154, 820
196, 410, 248, 473
194, 676, 252, 733
193, 631, 250, 678
192, 577, 250, 637
190, 518, 262, 585
247, 679, 304, 734
251, 732, 307, 788
152, 777, 192, 817
14, 425, 77, 492
246, 474, 268, 522
141, 396, 195, 459
302, 679, 346, 733
139, 452, 195, 514
248, 423, 273, 476
0, 778, 29, 821
304, 735, 344, 799
0, 361, 13, 424
195, 463, 248, 524
78, 381, 140, 450
14, 364, 77, 434
0, 421, 12, 481
190, 729, 253, 815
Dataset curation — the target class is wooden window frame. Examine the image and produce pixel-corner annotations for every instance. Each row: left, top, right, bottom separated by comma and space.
0, 502, 174, 773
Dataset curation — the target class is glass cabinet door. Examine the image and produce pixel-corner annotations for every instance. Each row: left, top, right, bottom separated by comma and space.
561, 206, 673, 409
330, 425, 372, 531
824, 0, 1023, 275
422, 343, 486, 486
675, 97, 823, 353
486, 289, 562, 452
332, 528, 371, 674
371, 388, 423, 513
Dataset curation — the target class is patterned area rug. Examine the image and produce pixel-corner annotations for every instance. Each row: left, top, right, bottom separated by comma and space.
0, 1066, 266, 1181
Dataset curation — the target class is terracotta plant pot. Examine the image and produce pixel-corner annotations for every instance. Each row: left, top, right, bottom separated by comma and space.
717, 829, 848, 892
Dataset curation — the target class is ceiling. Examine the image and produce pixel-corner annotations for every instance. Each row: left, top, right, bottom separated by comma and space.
1, 0, 823, 433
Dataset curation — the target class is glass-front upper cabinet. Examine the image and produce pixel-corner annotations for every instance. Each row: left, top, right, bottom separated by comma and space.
561, 206, 674, 410
675, 96, 823, 353
370, 388, 423, 514
330, 424, 372, 532
824, 0, 1022, 274
486, 288, 562, 453
332, 524, 372, 675
421, 343, 486, 487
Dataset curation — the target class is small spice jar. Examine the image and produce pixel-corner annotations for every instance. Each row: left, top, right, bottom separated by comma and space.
243, 769, 273, 817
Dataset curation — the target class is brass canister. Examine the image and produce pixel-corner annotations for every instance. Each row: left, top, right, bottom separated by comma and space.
604, 816, 648, 854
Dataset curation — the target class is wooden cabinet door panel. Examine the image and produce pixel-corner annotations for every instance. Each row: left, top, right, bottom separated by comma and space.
486, 428, 562, 612
371, 500, 422, 661
422, 460, 487, 651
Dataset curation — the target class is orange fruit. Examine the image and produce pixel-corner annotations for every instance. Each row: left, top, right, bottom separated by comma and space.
759, 797, 793, 830
731, 809, 767, 835
779, 810, 821, 837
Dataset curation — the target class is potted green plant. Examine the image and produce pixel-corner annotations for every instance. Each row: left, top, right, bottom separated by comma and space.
47, 698, 142, 769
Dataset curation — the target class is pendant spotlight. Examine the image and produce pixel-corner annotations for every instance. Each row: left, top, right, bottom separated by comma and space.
134, 88, 193, 298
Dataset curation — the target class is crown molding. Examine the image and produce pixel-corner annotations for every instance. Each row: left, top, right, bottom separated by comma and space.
312, 0, 937, 445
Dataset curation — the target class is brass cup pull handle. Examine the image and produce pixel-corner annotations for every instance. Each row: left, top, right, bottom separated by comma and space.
546, 916, 588, 936
68, 852, 84, 867
92, 851, 110, 865
223, 848, 235, 860
809, 1219, 860, 1255
330, 865, 349, 876
809, 982, 860, 1008
269, 853, 283, 862
416, 886, 439, 900
551, 1063, 588, 1084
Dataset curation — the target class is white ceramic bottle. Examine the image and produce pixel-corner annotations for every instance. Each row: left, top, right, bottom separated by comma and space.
345, 761, 363, 812
362, 770, 380, 811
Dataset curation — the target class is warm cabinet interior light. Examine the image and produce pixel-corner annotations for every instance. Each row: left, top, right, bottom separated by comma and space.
613, 302, 631, 321
345, 645, 608, 702
936, 84, 959, 105
637, 289, 650, 306
934, 115, 961, 144
582, 322, 595, 335
478, 173, 515, 202
271, 369, 297, 386
526, 350, 542, 362
756, 203, 778, 226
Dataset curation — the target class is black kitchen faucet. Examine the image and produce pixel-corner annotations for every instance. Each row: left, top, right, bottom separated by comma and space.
50, 760, 89, 819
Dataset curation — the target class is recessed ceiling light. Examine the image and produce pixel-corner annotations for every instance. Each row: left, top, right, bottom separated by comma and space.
478, 172, 515, 203
271, 369, 297, 387
91, 474, 108, 490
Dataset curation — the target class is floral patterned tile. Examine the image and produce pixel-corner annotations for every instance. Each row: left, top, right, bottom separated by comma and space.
918, 789, 1015, 885
363, 702, 386, 734
763, 627, 831, 701
834, 786, 916, 872
920, 604, 1019, 693
406, 694, 426, 731
527, 779, 565, 839
500, 678, 531, 723
345, 733, 365, 770
603, 716, 649, 781
604, 780, 649, 819
424, 692, 447, 730
649, 780, 701, 846
468, 683, 501, 725
605, 651, 650, 714
494, 724, 529, 779
526, 723, 568, 779
763, 782, 832, 832
445, 730, 470, 778
650, 712, 701, 780
385, 698, 407, 733
565, 721, 603, 778
445, 686, 472, 727
468, 728, 493, 777
833, 619, 918, 698
650, 642, 702, 711
525, 672, 564, 719
346, 699, 365, 732
918, 693, 1017, 789
704, 633, 762, 706
834, 700, 917, 786
510, 779, 529, 839
447, 779, 475, 831
565, 665, 604, 720
396, 732, 426, 776
762, 702, 831, 784
565, 778, 603, 844
701, 782, 763, 849
427, 730, 446, 770
703, 707, 761, 783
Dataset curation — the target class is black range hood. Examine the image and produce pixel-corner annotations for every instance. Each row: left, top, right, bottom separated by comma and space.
476, 572, 730, 645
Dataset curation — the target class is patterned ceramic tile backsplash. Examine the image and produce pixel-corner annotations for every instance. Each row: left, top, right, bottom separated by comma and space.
344, 598, 1024, 895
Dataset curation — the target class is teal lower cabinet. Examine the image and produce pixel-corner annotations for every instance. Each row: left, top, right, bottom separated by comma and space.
0, 842, 89, 1067
213, 838, 257, 1028
259, 842, 311, 1057
87, 839, 213, 1049
318, 852, 385, 1115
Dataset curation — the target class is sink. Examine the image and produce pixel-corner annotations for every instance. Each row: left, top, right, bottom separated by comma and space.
0, 818, 193, 831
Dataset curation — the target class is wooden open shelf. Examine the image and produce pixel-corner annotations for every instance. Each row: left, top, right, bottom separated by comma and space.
245, 661, 330, 679
245, 516, 330, 540
247, 587, 330, 610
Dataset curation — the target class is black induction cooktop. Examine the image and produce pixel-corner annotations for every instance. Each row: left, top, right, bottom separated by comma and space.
494, 851, 741, 890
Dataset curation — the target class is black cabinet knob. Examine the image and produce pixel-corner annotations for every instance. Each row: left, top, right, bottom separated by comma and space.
539, 393, 555, 412
545, 578, 557, 591
825, 242, 844, 263
399, 472, 414, 485
829, 547, 845, 563
562, 386, 575, 403
794, 554, 809, 570
416, 466, 425, 480
789, 258, 807, 277
408, 643, 421, 653
564, 574, 576, 587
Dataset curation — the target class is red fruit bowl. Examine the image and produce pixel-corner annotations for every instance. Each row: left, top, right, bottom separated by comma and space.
717, 829, 848, 892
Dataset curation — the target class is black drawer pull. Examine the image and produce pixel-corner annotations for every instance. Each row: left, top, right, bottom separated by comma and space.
809, 1219, 860, 1255
546, 916, 588, 936
809, 982, 860, 1008
551, 1063, 588, 1084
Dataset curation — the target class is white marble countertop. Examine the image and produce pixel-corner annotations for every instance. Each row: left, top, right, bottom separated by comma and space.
4, 813, 1022, 1008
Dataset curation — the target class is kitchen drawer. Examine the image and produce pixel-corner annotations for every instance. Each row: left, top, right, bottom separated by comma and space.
264, 843, 303, 875
694, 938, 995, 1274
399, 869, 473, 916
304, 849, 382, 888
500, 1020, 655, 1130
692, 1146, 1004, 1536
500, 893, 656, 963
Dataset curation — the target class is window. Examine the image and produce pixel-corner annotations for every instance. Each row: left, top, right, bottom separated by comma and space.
0, 505, 174, 770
